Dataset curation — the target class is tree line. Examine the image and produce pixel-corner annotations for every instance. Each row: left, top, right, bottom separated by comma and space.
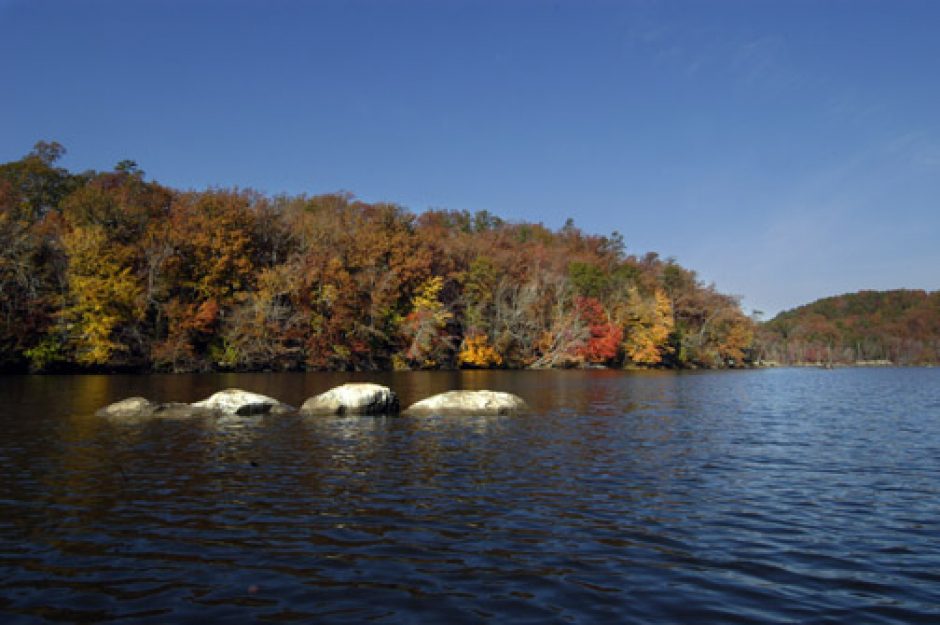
756, 290, 940, 365
0, 142, 754, 373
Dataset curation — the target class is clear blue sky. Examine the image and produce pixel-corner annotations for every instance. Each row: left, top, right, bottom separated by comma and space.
2, 0, 938, 317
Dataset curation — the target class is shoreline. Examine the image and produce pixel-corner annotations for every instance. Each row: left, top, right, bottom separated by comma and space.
4, 360, 938, 375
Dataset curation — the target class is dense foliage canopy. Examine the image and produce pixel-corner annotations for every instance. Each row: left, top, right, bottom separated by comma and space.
0, 142, 755, 372
757, 290, 940, 365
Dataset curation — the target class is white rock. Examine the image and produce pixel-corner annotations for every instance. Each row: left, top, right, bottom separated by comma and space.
404, 390, 528, 416
300, 383, 399, 415
191, 388, 292, 415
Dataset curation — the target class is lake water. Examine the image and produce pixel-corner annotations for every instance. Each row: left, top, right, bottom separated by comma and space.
1, 368, 938, 624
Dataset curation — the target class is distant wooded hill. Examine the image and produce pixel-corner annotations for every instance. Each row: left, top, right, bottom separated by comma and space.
757, 290, 940, 365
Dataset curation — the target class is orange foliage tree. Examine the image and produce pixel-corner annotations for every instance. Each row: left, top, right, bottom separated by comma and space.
458, 334, 503, 368
620, 289, 674, 366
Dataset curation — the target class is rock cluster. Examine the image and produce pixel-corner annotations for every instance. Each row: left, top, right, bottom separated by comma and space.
96, 389, 292, 418
96, 385, 527, 418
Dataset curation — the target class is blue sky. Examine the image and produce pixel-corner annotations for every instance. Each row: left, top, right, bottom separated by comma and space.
2, 0, 938, 316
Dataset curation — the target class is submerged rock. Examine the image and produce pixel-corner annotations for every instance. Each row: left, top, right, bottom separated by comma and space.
153, 402, 209, 418
404, 390, 528, 416
190, 388, 293, 415
96, 397, 157, 417
95, 398, 206, 418
300, 383, 399, 415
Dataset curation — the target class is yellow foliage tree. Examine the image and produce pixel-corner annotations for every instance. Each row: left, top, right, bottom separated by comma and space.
621, 289, 674, 366
458, 333, 503, 368
61, 225, 144, 365
402, 275, 454, 368
412, 276, 451, 323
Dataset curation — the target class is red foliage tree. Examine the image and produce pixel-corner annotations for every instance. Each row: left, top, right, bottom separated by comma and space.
575, 296, 623, 364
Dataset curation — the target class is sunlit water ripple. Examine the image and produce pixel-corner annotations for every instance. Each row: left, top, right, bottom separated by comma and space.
1, 368, 939, 623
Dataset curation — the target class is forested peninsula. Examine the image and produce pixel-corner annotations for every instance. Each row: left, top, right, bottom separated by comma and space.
0, 142, 759, 373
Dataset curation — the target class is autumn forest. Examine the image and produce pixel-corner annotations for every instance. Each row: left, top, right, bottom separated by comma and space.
1, 142, 935, 373
0, 142, 767, 373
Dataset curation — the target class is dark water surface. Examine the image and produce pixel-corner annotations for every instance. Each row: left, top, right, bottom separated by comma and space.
1, 368, 939, 623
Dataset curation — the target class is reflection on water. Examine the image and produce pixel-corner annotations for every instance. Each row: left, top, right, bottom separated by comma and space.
1, 368, 939, 624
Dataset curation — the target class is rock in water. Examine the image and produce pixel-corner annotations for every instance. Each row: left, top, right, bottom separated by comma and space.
300, 383, 399, 415
404, 390, 528, 416
191, 388, 293, 415
95, 397, 156, 417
